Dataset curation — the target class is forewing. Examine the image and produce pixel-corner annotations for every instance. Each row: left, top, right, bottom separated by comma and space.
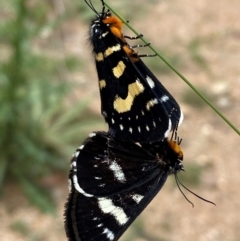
133, 59, 184, 130
91, 23, 178, 143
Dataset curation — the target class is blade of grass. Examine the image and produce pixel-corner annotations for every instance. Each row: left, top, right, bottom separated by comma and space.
104, 1, 240, 136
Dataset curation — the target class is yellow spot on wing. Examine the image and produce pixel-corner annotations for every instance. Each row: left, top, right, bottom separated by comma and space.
104, 44, 121, 57
114, 80, 144, 113
95, 52, 104, 61
113, 61, 126, 78
146, 98, 158, 110
99, 80, 106, 89
95, 44, 121, 62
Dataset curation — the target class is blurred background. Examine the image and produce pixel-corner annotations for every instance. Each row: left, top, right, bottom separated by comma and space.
0, 0, 239, 240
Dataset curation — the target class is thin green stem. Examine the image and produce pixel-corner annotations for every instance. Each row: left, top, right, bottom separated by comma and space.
104, 1, 240, 136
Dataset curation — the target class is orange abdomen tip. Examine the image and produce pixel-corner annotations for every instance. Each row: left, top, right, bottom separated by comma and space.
168, 140, 183, 160
123, 45, 139, 62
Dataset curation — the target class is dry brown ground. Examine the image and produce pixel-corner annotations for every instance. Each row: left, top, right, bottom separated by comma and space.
1, 0, 240, 240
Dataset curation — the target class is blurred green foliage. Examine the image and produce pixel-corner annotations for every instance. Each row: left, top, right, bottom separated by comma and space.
122, 217, 166, 241
188, 38, 208, 69
10, 220, 30, 236
178, 163, 203, 187
144, 51, 182, 75
0, 0, 102, 212
182, 87, 213, 109
10, 219, 44, 241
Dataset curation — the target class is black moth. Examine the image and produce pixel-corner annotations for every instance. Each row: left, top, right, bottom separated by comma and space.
64, 130, 183, 241
64, 1, 185, 240
89, 0, 183, 143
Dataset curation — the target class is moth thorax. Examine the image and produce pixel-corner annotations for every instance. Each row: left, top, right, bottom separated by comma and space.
102, 16, 123, 39
168, 139, 183, 160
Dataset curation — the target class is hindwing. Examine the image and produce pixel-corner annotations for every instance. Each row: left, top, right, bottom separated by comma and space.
64, 131, 183, 241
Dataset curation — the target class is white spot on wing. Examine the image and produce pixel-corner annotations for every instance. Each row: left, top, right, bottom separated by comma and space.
119, 124, 124, 131
132, 194, 144, 204
89, 132, 96, 138
146, 125, 150, 131
79, 145, 84, 150
138, 126, 141, 133
109, 160, 126, 182
112, 118, 115, 124
164, 119, 172, 138
73, 151, 80, 158
129, 128, 133, 133
73, 175, 93, 197
146, 76, 155, 88
71, 161, 76, 167
98, 197, 129, 225
178, 109, 184, 126
135, 142, 142, 147
102, 228, 115, 241
161, 95, 169, 102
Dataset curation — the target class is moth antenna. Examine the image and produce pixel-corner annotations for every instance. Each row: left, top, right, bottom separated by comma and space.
101, 0, 106, 14
85, 0, 98, 15
170, 127, 175, 141
175, 174, 194, 207
175, 174, 216, 207
178, 137, 182, 145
